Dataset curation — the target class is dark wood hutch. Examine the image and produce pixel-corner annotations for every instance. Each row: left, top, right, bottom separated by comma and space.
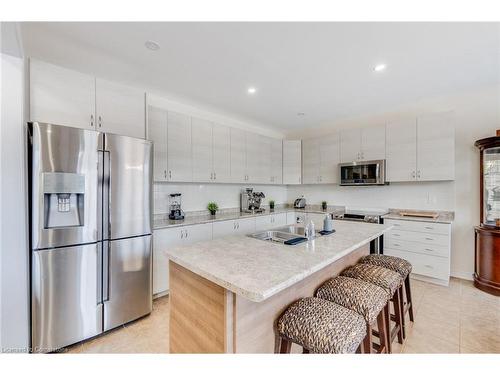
474, 134, 500, 296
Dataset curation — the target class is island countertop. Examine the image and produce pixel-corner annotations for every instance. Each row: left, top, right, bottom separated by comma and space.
164, 220, 393, 303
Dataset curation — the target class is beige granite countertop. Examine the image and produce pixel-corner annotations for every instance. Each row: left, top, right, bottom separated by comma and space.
153, 206, 345, 229
383, 209, 454, 224
163, 220, 392, 302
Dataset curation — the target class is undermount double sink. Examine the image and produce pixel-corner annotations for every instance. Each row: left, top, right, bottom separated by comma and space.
248, 225, 321, 244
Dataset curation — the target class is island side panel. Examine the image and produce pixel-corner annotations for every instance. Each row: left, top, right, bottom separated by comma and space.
169, 261, 231, 353
234, 244, 369, 353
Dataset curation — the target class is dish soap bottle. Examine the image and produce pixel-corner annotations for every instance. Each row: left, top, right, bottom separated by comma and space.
323, 214, 333, 232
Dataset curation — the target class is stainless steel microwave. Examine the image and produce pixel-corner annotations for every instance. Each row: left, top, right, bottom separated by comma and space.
339, 159, 386, 186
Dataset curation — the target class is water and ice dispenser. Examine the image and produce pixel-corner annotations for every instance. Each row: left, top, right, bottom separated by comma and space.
43, 172, 85, 228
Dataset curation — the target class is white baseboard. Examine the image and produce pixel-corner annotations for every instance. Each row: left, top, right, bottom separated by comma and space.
410, 274, 449, 286
450, 271, 473, 281
153, 290, 169, 299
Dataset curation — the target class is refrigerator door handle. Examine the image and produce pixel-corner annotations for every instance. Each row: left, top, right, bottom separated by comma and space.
103, 241, 110, 302
103, 151, 111, 241
97, 242, 103, 304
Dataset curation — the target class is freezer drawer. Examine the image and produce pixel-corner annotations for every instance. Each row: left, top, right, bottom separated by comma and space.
31, 244, 102, 352
103, 235, 152, 331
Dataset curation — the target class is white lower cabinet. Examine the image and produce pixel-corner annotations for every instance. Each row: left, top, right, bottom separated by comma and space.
255, 213, 287, 231
384, 219, 451, 285
212, 217, 257, 238
286, 212, 298, 225
152, 223, 212, 295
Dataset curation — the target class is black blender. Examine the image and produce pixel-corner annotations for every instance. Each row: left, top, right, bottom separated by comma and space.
168, 193, 185, 220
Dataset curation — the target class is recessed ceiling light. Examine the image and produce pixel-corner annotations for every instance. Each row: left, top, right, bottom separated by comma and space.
297, 112, 306, 116
247, 87, 257, 95
374, 64, 387, 72
145, 40, 160, 51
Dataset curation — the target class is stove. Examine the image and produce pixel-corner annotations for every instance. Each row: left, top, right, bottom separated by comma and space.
333, 207, 389, 253
333, 207, 388, 224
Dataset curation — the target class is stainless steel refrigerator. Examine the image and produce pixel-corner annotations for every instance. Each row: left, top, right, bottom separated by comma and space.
28, 122, 153, 352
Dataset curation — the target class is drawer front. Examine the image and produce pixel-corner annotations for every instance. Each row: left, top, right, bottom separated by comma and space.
385, 237, 449, 258
385, 218, 450, 235
384, 248, 450, 281
387, 229, 450, 247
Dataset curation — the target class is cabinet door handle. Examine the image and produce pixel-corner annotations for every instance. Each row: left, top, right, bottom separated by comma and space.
214, 172, 216, 180
237, 222, 240, 229
90, 114, 94, 127
424, 248, 434, 252
412, 171, 416, 179
424, 226, 434, 230
98, 115, 102, 128
185, 230, 188, 238
169, 170, 172, 179
424, 265, 434, 269
425, 237, 434, 241
180, 230, 184, 239
417, 170, 421, 178
164, 170, 167, 179
210, 172, 213, 180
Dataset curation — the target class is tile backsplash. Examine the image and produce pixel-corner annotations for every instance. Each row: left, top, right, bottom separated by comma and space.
154, 182, 288, 214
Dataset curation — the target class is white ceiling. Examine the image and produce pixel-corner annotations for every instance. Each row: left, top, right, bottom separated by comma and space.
20, 22, 500, 131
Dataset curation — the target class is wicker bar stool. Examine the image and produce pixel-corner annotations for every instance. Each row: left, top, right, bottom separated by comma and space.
315, 276, 390, 354
340, 263, 404, 353
359, 254, 414, 338
276, 297, 367, 354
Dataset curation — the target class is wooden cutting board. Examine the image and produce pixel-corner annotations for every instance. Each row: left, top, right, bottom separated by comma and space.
399, 211, 439, 219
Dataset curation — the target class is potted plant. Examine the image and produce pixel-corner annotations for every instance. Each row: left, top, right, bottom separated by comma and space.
207, 202, 218, 216
321, 201, 328, 210
269, 200, 275, 211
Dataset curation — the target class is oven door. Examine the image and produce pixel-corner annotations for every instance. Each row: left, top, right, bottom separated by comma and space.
339, 160, 386, 186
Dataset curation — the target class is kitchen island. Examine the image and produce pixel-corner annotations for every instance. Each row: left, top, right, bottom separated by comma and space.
164, 220, 392, 353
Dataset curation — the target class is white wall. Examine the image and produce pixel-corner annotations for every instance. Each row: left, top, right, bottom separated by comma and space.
286, 85, 500, 280
154, 182, 287, 214
0, 52, 30, 350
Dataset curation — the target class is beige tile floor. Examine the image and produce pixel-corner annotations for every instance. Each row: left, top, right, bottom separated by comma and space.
64, 277, 499, 354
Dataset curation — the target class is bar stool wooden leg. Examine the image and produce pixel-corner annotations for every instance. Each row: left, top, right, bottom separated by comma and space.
303, 348, 310, 354
393, 289, 404, 344
398, 286, 406, 339
405, 276, 415, 322
384, 304, 392, 354
376, 308, 388, 354
279, 337, 292, 353
363, 324, 373, 354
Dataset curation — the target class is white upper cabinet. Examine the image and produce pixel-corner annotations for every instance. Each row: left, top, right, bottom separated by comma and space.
340, 128, 362, 162
340, 126, 385, 162
258, 135, 272, 184
30, 59, 96, 129
212, 123, 231, 183
386, 114, 454, 182
148, 106, 168, 181
302, 133, 340, 184
302, 138, 321, 184
95, 78, 146, 138
319, 133, 340, 184
191, 117, 213, 183
283, 140, 302, 185
270, 138, 283, 184
386, 119, 418, 182
245, 132, 261, 183
230, 128, 247, 183
30, 59, 146, 138
167, 111, 192, 182
361, 124, 386, 160
416, 113, 455, 181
